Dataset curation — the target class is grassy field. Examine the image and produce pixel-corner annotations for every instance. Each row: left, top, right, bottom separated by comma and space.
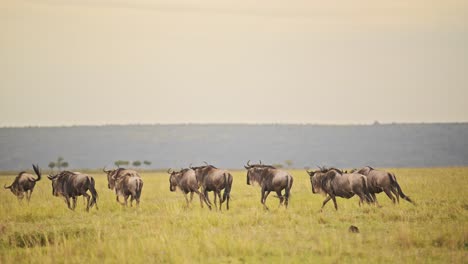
0, 167, 467, 263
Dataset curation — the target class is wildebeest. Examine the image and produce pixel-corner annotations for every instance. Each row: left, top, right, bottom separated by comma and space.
244, 161, 293, 210
103, 168, 143, 207
190, 163, 233, 210
47, 171, 98, 211
4, 164, 41, 202
353, 166, 414, 206
168, 168, 208, 208
307, 167, 373, 211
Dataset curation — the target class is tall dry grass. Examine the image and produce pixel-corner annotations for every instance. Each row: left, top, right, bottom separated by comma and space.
0, 167, 466, 263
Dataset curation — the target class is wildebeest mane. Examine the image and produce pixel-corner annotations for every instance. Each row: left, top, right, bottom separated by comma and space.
191, 164, 217, 170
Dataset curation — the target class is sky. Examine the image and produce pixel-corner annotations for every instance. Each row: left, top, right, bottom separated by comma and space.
1, 0, 467, 126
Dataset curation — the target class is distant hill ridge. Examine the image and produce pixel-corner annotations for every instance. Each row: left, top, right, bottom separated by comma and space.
0, 124, 467, 170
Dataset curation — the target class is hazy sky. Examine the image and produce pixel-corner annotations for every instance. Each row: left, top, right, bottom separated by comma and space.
1, 0, 467, 126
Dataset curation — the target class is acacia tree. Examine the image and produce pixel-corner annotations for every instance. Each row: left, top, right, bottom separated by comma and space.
49, 157, 69, 171
48, 162, 56, 171
132, 161, 141, 168
114, 160, 130, 167
143, 160, 152, 167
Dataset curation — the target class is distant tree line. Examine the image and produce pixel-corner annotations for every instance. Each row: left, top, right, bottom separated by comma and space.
114, 160, 152, 168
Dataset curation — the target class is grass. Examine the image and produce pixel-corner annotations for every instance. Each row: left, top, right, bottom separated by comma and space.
0, 167, 467, 263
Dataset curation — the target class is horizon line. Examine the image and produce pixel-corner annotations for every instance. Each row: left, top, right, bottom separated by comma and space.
1, 121, 468, 128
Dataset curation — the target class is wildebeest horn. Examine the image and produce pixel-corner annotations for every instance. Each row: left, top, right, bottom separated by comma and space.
244, 160, 252, 169
47, 174, 56, 180
189, 163, 192, 169
203, 161, 209, 166
4, 184, 11, 189
259, 160, 262, 165
167, 168, 173, 174
103, 167, 111, 173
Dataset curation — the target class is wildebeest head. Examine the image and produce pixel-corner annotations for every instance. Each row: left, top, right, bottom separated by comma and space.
308, 167, 341, 194
306, 169, 319, 193
4, 182, 22, 197
47, 173, 61, 196
167, 168, 178, 192
103, 167, 115, 189
307, 167, 328, 194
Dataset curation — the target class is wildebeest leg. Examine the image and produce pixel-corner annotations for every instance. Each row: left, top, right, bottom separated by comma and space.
130, 195, 135, 207
226, 192, 230, 211
216, 191, 223, 211
18, 192, 25, 203
190, 192, 194, 203
83, 193, 91, 212
195, 190, 204, 208
65, 197, 73, 210
72, 197, 77, 210
391, 188, 400, 203
320, 196, 332, 212
203, 190, 213, 210
358, 194, 367, 207
276, 191, 284, 207
123, 195, 129, 206
213, 192, 218, 210
383, 189, 396, 204
27, 190, 33, 203
371, 193, 381, 207
331, 196, 338, 210
261, 189, 271, 210
183, 192, 190, 207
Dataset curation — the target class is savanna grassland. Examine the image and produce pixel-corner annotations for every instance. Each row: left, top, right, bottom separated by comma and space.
0, 168, 467, 263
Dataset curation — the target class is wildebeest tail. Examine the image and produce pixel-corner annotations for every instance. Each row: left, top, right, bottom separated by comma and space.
285, 175, 293, 199
361, 177, 374, 203
222, 173, 233, 202
389, 173, 415, 205
88, 177, 99, 208
32, 164, 42, 182
135, 178, 143, 200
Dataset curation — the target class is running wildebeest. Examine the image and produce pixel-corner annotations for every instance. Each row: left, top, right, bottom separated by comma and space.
47, 171, 98, 212
168, 168, 208, 208
4, 164, 41, 202
103, 168, 143, 207
352, 166, 415, 206
190, 162, 233, 210
307, 167, 373, 211
244, 161, 293, 210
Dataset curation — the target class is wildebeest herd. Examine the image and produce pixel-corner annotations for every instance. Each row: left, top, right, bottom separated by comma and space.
3, 161, 415, 212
